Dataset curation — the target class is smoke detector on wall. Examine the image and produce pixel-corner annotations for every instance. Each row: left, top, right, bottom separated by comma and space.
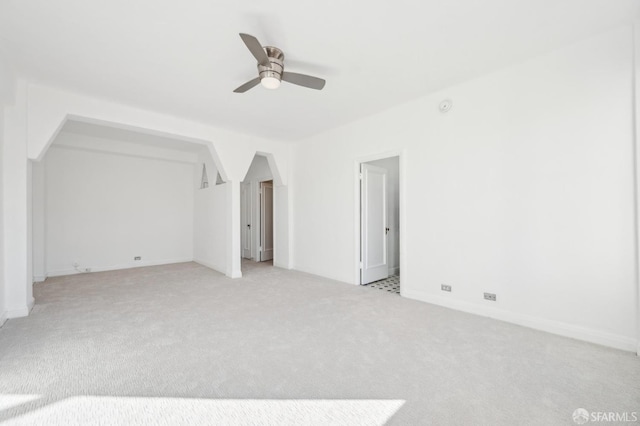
439, 99, 453, 113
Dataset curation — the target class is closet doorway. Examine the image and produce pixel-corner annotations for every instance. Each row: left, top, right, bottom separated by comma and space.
359, 156, 401, 294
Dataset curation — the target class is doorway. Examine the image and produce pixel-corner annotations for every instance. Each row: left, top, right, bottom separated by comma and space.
359, 156, 400, 294
240, 154, 275, 268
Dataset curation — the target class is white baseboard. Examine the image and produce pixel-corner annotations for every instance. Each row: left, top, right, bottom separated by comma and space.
46, 258, 193, 277
273, 261, 292, 270
388, 266, 400, 276
33, 275, 46, 283
292, 264, 352, 284
193, 259, 225, 275
6, 305, 30, 319
402, 289, 637, 353
193, 259, 241, 279
3, 298, 35, 321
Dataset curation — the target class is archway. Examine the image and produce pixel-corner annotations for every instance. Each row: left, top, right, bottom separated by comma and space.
31, 118, 232, 282
238, 152, 287, 275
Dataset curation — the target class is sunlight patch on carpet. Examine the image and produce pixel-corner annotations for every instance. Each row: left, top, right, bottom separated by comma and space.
0, 394, 40, 411
3, 396, 405, 425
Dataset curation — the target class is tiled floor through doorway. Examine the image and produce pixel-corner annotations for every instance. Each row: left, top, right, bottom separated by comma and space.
365, 275, 400, 294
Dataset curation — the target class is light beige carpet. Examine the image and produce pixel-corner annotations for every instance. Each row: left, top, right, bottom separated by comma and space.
0, 261, 638, 425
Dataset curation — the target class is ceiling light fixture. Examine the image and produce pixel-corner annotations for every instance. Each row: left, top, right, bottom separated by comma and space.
261, 76, 281, 89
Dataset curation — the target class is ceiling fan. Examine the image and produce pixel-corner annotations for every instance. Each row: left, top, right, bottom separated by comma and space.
233, 33, 326, 93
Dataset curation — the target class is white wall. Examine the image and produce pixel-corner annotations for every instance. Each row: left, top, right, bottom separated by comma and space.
0, 108, 5, 325
3, 80, 32, 318
366, 156, 400, 275
0, 50, 16, 324
243, 155, 272, 181
44, 145, 195, 276
0, 50, 15, 106
292, 26, 637, 351
32, 160, 46, 282
193, 151, 228, 273
274, 184, 291, 269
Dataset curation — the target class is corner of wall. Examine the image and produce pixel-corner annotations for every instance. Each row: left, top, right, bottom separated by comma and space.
273, 261, 292, 270
6, 303, 30, 319
193, 259, 225, 275
634, 20, 640, 356
0, 48, 16, 106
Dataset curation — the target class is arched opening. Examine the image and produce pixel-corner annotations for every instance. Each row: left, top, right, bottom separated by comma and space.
31, 119, 230, 282
239, 153, 282, 275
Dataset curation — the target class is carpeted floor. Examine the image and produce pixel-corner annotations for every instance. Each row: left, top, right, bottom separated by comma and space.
0, 261, 638, 425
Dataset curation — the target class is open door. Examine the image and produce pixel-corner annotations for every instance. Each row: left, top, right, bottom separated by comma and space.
361, 163, 388, 284
241, 181, 252, 259
260, 181, 274, 261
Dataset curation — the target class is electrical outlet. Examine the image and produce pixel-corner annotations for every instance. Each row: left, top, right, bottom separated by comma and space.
134, 256, 141, 261
484, 292, 497, 301
441, 284, 452, 292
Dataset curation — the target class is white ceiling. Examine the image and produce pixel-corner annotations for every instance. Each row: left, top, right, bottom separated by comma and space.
1, 0, 638, 141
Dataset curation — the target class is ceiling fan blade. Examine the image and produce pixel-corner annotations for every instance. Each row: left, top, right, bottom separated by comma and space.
239, 33, 271, 67
233, 77, 261, 93
282, 72, 326, 90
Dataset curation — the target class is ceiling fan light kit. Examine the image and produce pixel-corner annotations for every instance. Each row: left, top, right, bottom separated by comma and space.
261, 77, 280, 89
258, 46, 284, 89
234, 33, 326, 93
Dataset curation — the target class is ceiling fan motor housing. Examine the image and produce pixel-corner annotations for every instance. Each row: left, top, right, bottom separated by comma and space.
258, 46, 285, 82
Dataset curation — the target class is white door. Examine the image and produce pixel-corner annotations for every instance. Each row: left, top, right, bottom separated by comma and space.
361, 163, 388, 284
241, 182, 252, 259
260, 181, 274, 261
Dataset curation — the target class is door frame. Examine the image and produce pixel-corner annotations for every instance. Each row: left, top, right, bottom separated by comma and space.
240, 181, 252, 259
354, 150, 406, 293
253, 176, 273, 262
260, 180, 274, 261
